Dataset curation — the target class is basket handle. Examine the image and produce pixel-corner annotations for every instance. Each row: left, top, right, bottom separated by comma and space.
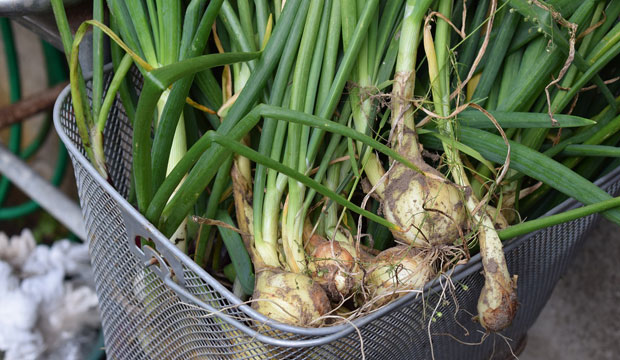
120, 208, 187, 287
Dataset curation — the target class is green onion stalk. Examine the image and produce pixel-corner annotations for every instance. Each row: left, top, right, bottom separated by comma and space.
111, 0, 188, 250
242, 0, 391, 324
215, 0, 332, 326
219, 0, 334, 326
351, 0, 468, 309
422, 0, 517, 331
382, 0, 468, 246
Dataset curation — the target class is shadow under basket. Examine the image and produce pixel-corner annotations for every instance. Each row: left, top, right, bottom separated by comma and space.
53, 75, 620, 359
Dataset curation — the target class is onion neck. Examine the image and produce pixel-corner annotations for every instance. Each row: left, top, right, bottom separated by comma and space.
390, 0, 434, 162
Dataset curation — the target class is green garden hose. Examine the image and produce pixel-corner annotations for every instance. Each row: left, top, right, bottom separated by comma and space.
0, 18, 23, 205
0, 20, 69, 220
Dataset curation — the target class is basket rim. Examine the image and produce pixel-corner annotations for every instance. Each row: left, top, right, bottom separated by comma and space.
53, 82, 620, 347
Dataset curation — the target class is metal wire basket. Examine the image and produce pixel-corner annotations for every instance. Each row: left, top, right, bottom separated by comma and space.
54, 74, 620, 359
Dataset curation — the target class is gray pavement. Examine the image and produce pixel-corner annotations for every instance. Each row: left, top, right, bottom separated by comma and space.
521, 219, 620, 360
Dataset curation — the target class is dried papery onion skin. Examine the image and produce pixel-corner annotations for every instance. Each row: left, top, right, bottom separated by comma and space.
363, 245, 436, 308
309, 240, 359, 302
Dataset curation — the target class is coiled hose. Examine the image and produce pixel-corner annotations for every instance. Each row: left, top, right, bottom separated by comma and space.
0, 18, 68, 220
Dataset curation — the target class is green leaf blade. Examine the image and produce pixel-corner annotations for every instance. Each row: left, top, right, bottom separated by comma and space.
457, 110, 595, 129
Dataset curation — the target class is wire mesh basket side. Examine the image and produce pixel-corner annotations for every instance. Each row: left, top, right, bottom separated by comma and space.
54, 74, 620, 359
